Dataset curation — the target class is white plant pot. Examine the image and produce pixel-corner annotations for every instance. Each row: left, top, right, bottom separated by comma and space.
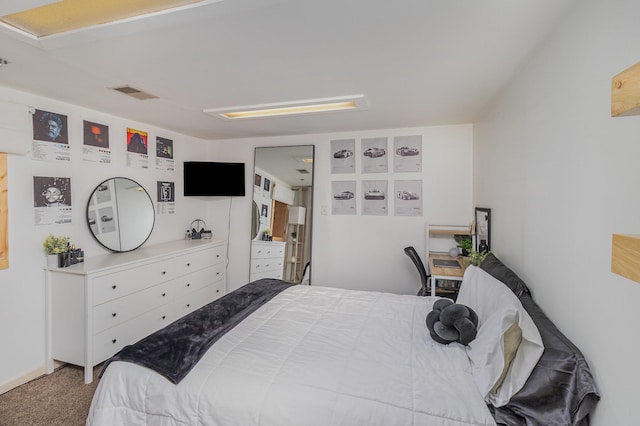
47, 254, 59, 268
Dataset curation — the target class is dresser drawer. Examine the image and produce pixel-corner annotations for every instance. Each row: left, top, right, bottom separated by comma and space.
174, 245, 224, 277
92, 260, 174, 306
92, 304, 176, 364
250, 270, 285, 282
250, 257, 285, 275
174, 263, 224, 298
251, 242, 285, 260
173, 280, 225, 317
93, 281, 173, 334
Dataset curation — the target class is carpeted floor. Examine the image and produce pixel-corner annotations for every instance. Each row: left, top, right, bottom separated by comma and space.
0, 364, 101, 426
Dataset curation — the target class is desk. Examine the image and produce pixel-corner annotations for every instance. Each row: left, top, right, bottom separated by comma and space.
428, 253, 467, 299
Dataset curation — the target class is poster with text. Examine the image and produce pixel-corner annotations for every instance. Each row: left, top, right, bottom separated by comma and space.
33, 176, 72, 225
361, 137, 388, 173
331, 180, 356, 215
393, 135, 422, 172
155, 136, 175, 172
126, 128, 149, 168
362, 180, 387, 216
82, 120, 111, 163
31, 109, 70, 162
394, 180, 422, 216
330, 138, 355, 174
156, 181, 175, 215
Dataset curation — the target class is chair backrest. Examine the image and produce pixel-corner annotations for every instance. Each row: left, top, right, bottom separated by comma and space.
403, 246, 430, 295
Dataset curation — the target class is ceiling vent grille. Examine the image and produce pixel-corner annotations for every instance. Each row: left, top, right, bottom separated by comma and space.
111, 85, 158, 100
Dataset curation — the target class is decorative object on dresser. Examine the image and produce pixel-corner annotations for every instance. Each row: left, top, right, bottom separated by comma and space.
42, 234, 70, 267
250, 240, 286, 282
45, 238, 226, 384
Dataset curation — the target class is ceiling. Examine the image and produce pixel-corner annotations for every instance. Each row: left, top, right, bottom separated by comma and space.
0, 0, 577, 141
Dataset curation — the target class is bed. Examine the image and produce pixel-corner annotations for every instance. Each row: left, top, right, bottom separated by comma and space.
87, 255, 599, 426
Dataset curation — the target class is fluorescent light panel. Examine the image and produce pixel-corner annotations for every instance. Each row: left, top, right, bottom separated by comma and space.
205, 95, 368, 120
0, 0, 207, 38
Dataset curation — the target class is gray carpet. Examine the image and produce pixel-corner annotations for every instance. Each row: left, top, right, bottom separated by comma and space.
0, 364, 101, 426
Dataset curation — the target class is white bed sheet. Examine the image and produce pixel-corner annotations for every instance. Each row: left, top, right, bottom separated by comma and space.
87, 285, 496, 426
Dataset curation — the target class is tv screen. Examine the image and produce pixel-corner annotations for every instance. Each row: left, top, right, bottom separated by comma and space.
183, 161, 246, 196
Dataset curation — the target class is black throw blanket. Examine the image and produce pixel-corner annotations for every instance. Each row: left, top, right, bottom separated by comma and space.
101, 278, 295, 384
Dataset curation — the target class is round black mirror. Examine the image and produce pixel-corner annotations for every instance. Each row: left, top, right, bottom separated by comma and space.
86, 177, 155, 252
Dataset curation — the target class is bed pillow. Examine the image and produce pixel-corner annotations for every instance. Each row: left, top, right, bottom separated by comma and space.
479, 253, 530, 298
464, 305, 521, 398
457, 265, 544, 407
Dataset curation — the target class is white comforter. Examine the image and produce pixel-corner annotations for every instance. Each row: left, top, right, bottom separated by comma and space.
87, 285, 495, 426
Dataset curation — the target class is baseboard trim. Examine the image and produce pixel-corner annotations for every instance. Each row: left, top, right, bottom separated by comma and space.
0, 362, 62, 395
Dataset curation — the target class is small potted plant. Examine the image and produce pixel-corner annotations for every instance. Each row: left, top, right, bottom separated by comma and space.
455, 235, 473, 256
467, 249, 491, 267
43, 234, 70, 267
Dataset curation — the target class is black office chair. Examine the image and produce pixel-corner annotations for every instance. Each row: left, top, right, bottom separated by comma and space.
403, 246, 431, 296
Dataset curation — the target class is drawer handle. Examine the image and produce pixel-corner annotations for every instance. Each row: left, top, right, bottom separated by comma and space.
112, 285, 117, 290
112, 313, 117, 317
187, 283, 191, 287
216, 272, 220, 276
187, 303, 190, 308
162, 293, 166, 297
216, 254, 220, 258
187, 263, 191, 267
112, 339, 117, 344
162, 315, 166, 320
216, 289, 220, 293
162, 271, 166, 275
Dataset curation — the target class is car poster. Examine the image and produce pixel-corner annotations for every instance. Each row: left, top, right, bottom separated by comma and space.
330, 138, 355, 174
361, 137, 388, 173
331, 180, 356, 215
31, 109, 70, 162
33, 176, 72, 225
362, 180, 387, 216
156, 181, 175, 215
126, 128, 149, 169
155, 137, 175, 172
393, 135, 422, 172
394, 180, 422, 216
82, 120, 111, 164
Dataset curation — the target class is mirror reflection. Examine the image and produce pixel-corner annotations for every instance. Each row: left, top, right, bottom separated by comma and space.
87, 177, 155, 252
250, 146, 314, 284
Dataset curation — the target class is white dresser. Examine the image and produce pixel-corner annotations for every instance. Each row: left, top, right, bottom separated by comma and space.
45, 239, 226, 383
249, 240, 286, 281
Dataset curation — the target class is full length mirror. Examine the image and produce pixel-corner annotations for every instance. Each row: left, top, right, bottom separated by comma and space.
87, 177, 155, 252
250, 146, 314, 284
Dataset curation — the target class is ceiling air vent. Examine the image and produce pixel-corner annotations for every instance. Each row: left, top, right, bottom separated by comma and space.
111, 85, 158, 100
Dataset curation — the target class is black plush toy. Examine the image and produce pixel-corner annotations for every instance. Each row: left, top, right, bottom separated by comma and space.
426, 299, 479, 345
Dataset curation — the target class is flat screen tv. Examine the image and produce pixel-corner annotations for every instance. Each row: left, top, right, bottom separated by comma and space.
183, 161, 246, 196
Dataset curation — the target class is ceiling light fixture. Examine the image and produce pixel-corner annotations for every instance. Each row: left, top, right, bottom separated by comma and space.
204, 95, 369, 120
0, 0, 223, 38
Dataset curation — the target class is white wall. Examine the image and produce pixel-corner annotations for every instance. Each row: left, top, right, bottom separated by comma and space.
209, 124, 473, 295
473, 0, 640, 424
0, 87, 214, 390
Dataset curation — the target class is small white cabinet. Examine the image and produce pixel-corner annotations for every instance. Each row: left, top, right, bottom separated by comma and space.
250, 240, 286, 281
45, 239, 226, 383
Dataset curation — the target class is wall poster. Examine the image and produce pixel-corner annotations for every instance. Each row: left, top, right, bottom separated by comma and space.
361, 137, 388, 173
394, 179, 422, 216
126, 128, 149, 169
31, 109, 70, 162
156, 181, 175, 215
362, 180, 387, 216
330, 138, 355, 174
331, 180, 356, 215
82, 120, 111, 163
393, 135, 422, 172
33, 176, 72, 225
155, 137, 175, 172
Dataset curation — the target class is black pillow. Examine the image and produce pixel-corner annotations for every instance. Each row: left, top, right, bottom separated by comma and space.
426, 299, 478, 345
480, 253, 531, 298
